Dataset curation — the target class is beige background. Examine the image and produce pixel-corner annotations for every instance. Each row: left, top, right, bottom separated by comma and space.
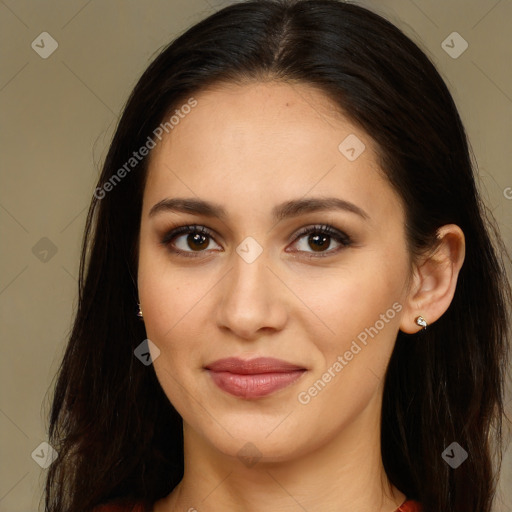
1, 0, 511, 510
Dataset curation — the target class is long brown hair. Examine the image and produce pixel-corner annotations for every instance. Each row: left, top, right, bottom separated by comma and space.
44, 1, 512, 511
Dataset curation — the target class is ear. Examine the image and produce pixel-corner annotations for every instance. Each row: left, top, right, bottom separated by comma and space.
400, 224, 465, 334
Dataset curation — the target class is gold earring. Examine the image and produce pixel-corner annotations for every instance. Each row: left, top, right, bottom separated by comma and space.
137, 303, 143, 318
415, 316, 427, 330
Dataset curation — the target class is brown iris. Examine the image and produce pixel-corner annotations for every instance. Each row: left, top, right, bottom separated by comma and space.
187, 232, 210, 251
308, 233, 330, 252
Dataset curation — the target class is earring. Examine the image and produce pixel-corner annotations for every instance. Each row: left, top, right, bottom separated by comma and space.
415, 316, 427, 330
137, 303, 143, 318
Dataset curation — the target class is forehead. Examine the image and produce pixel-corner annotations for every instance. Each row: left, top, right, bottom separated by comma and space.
142, 81, 402, 224
153, 80, 359, 160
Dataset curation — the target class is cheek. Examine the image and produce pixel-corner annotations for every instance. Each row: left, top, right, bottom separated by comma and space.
137, 247, 223, 394
139, 273, 201, 350
296, 255, 406, 348
138, 237, 192, 353
139, 227, 193, 325
293, 270, 404, 424
137, 262, 208, 407
292, 252, 408, 416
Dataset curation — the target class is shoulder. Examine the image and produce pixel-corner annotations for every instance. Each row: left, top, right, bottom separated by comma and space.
396, 500, 422, 512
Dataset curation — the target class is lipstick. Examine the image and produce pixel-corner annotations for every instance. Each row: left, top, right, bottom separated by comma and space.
204, 357, 306, 399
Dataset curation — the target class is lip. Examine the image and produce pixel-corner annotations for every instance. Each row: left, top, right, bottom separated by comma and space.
205, 357, 306, 374
204, 357, 307, 399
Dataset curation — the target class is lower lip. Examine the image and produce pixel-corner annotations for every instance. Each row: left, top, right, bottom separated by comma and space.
206, 370, 306, 399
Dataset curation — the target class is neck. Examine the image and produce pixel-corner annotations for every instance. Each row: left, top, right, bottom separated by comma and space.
156, 390, 406, 512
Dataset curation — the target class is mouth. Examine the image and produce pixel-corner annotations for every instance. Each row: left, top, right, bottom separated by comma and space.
204, 357, 307, 399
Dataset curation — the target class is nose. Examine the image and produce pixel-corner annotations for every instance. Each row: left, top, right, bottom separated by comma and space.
215, 246, 288, 341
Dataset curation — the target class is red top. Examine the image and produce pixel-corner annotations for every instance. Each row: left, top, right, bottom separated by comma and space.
397, 499, 422, 511
93, 499, 422, 511
93, 504, 144, 512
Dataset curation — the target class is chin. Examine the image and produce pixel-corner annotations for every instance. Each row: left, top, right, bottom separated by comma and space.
197, 422, 308, 465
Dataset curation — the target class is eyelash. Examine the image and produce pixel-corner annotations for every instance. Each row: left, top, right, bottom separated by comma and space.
160, 224, 353, 259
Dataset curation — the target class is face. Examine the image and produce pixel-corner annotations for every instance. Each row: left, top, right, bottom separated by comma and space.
137, 81, 412, 462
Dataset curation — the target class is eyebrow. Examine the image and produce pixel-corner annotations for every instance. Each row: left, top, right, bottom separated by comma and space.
148, 196, 370, 222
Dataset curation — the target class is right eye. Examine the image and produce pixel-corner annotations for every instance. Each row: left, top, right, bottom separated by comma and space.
160, 224, 222, 258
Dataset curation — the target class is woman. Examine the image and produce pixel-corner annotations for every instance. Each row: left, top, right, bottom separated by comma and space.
44, 1, 511, 511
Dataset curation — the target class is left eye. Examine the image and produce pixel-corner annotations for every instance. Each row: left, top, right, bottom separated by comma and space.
160, 224, 352, 258
290, 224, 352, 257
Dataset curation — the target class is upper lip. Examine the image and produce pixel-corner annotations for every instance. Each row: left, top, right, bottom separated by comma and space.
204, 357, 306, 374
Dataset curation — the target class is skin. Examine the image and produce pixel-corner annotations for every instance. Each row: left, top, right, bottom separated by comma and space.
137, 81, 465, 512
